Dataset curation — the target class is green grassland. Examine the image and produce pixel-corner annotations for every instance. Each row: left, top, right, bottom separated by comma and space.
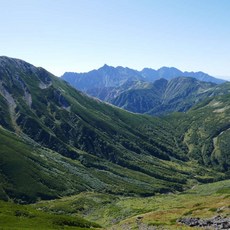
32, 180, 230, 229
0, 180, 229, 229
0, 200, 101, 230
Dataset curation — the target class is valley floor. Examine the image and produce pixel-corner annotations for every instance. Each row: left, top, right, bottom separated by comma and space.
0, 180, 229, 229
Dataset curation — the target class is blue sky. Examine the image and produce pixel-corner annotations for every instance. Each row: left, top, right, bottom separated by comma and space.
1, 0, 230, 79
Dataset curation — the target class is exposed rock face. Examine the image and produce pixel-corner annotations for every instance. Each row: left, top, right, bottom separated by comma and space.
178, 216, 230, 229
37, 67, 52, 89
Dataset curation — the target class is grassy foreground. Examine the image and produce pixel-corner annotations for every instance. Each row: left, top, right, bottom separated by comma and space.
31, 180, 230, 229
0, 180, 229, 229
0, 200, 101, 230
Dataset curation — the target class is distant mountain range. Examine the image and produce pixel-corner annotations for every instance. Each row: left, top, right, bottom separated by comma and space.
62, 65, 225, 91
62, 65, 226, 115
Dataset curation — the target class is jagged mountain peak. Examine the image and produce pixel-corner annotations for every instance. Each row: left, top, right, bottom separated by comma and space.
62, 63, 227, 116
98, 64, 115, 71
62, 65, 225, 94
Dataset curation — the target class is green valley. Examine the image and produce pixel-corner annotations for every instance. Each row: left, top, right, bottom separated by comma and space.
0, 56, 229, 229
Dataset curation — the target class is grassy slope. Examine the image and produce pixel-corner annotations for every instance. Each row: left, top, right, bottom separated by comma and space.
165, 92, 230, 173
2, 124, 217, 203
0, 126, 97, 202
1, 57, 226, 203
0, 200, 101, 230
33, 180, 230, 229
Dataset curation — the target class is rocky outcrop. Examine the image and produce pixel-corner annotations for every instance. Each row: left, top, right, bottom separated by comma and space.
178, 216, 230, 229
